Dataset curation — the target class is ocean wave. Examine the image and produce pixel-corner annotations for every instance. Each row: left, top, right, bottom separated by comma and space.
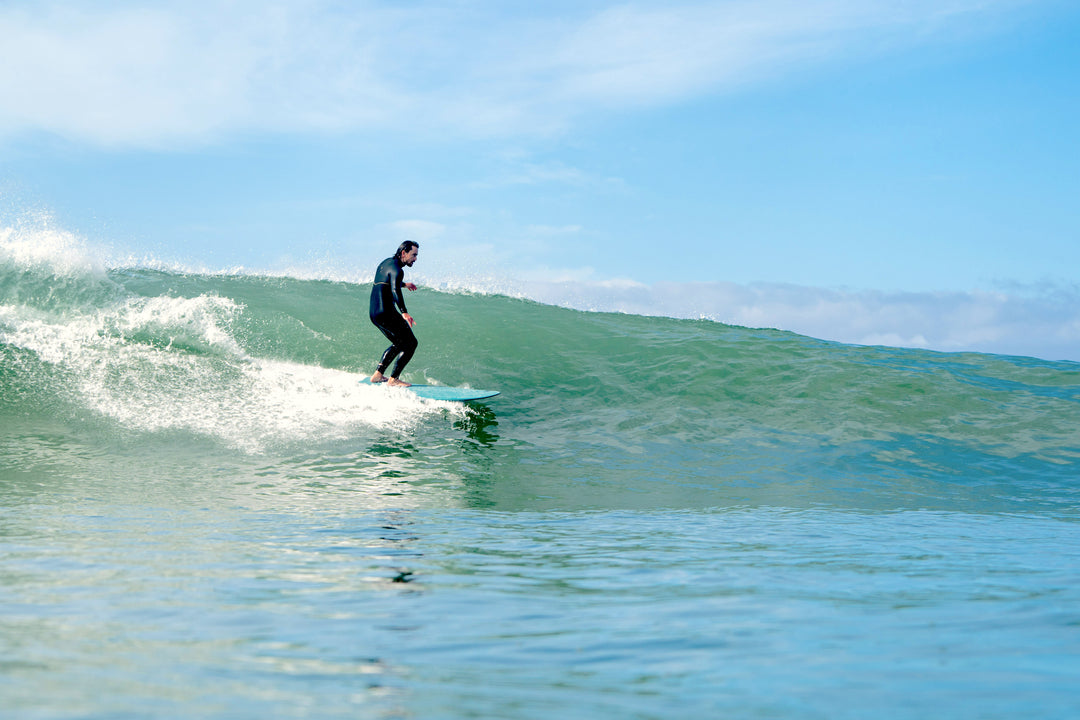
4, 220, 1080, 362
2, 230, 1078, 507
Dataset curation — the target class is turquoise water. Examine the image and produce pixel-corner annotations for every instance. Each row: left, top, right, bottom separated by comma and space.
2, 247, 1080, 718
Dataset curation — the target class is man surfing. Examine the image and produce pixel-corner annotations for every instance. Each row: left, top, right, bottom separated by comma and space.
369, 241, 419, 387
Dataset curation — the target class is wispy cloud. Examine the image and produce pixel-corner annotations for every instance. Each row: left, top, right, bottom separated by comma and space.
0, 0, 1030, 147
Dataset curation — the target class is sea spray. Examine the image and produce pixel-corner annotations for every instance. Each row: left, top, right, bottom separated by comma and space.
1, 232, 466, 452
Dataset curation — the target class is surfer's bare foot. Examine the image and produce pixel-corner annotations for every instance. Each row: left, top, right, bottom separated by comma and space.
387, 378, 412, 387
370, 372, 388, 383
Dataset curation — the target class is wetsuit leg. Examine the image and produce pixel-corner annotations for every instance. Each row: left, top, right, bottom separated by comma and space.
370, 312, 417, 378
377, 345, 401, 374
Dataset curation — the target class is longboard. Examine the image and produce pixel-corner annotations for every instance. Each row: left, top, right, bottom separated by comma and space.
360, 377, 500, 401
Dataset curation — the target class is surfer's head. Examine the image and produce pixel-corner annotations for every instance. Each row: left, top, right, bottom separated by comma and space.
396, 241, 419, 266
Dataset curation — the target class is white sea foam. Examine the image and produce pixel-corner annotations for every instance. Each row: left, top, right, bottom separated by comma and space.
0, 290, 459, 453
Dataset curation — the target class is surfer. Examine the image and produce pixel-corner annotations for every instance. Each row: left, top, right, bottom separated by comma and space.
369, 241, 419, 387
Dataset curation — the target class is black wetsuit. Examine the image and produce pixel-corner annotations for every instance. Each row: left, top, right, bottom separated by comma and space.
369, 256, 417, 378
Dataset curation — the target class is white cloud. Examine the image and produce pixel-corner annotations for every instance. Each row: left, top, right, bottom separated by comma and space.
0, 0, 1032, 147
0, 1, 405, 146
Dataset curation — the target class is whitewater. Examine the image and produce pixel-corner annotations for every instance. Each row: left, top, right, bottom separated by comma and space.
2, 226, 1079, 718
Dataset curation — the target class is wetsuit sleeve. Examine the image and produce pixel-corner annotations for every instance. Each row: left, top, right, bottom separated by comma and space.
393, 265, 408, 315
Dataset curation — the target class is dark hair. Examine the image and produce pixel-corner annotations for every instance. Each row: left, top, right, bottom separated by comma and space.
396, 241, 419, 261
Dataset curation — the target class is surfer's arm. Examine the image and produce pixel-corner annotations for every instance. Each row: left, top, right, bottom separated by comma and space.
398, 278, 416, 325
392, 268, 410, 315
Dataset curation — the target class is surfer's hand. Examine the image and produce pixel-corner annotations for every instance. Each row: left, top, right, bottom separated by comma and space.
405, 283, 417, 291
403, 312, 416, 327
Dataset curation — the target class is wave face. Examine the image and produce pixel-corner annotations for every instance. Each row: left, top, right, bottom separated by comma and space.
3, 233, 1078, 514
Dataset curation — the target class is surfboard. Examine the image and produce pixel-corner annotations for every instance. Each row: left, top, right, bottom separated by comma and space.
359, 377, 500, 401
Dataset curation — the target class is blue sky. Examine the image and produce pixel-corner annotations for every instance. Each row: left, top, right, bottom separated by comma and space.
2, 0, 1079, 360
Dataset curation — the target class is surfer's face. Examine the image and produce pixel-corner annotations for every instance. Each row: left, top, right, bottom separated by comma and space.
402, 247, 419, 266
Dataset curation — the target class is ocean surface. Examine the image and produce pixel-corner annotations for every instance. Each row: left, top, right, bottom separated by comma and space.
2, 237, 1080, 719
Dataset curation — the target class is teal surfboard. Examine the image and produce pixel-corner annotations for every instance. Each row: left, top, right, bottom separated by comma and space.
360, 378, 500, 401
